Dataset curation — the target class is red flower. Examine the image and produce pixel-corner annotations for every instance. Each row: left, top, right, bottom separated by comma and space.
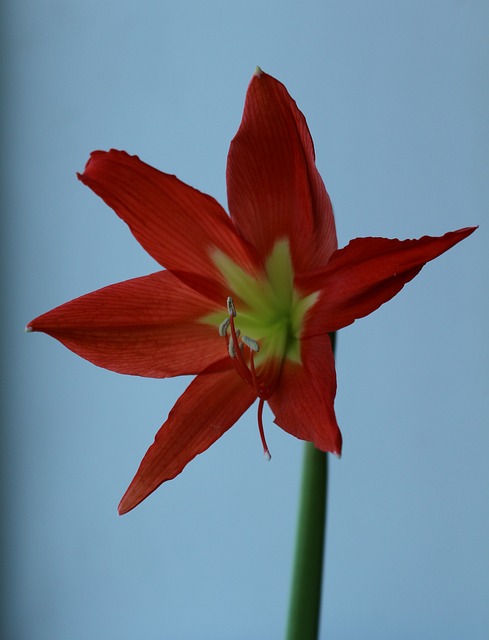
27, 69, 476, 514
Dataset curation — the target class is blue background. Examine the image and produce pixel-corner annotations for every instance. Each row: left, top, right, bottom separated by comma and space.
3, 1, 488, 638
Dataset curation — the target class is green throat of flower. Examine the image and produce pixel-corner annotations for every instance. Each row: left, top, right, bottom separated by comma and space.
202, 239, 318, 458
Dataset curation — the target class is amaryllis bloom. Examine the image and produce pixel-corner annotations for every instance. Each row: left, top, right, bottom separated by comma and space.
28, 69, 475, 514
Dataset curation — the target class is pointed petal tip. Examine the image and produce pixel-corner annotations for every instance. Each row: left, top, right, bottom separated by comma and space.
117, 499, 131, 516
254, 66, 263, 77
443, 224, 477, 245
455, 225, 478, 238
24, 324, 33, 333
117, 487, 141, 515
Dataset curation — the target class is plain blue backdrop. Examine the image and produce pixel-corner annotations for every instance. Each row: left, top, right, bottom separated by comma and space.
3, 1, 488, 638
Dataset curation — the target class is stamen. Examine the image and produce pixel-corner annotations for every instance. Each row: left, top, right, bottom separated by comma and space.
241, 335, 260, 352
226, 296, 237, 317
218, 317, 230, 337
228, 329, 242, 358
220, 298, 272, 460
257, 397, 271, 461
222, 298, 267, 402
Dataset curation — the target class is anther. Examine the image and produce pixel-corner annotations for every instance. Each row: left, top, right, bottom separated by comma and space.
241, 335, 260, 353
227, 330, 241, 359
218, 317, 230, 337
228, 337, 236, 358
226, 296, 237, 317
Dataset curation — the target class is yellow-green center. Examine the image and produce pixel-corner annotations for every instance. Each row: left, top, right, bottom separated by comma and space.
202, 239, 317, 367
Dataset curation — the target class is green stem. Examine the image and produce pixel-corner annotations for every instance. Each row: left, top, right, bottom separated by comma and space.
285, 444, 328, 640
285, 333, 335, 640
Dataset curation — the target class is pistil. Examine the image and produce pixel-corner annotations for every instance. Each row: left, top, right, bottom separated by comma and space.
257, 397, 271, 461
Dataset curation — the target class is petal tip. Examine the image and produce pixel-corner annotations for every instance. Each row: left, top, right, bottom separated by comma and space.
24, 324, 33, 333
254, 66, 263, 77
117, 491, 136, 516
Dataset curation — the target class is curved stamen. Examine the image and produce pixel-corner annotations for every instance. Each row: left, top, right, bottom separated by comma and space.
218, 317, 231, 337
228, 334, 237, 359
241, 335, 260, 352
226, 296, 237, 317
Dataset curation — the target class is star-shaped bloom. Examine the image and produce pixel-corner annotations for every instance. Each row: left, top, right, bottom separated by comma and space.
27, 69, 475, 514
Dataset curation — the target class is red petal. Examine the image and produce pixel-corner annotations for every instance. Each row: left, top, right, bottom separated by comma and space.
268, 335, 342, 455
78, 150, 258, 290
27, 271, 228, 378
226, 70, 337, 272
297, 227, 477, 335
118, 367, 257, 514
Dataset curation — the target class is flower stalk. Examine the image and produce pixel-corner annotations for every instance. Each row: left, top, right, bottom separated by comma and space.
286, 334, 335, 640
